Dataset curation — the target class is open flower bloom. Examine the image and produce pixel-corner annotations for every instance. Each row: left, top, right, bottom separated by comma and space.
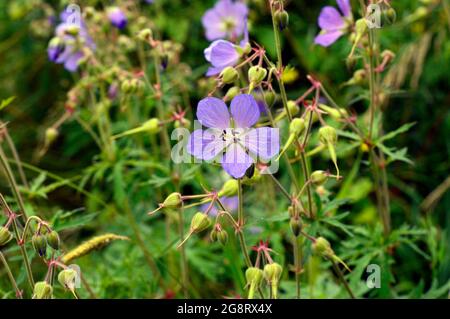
108, 7, 128, 29
187, 94, 279, 179
47, 10, 95, 72
202, 0, 248, 41
314, 0, 353, 47
204, 40, 240, 76
204, 20, 250, 76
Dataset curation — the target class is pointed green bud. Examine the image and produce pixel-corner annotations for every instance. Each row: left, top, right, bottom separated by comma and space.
121, 79, 132, 93
290, 217, 302, 237
355, 18, 367, 39
263, 262, 283, 283
32, 233, 47, 257
218, 179, 238, 197
310, 170, 328, 185
210, 229, 218, 242
142, 118, 160, 134
220, 66, 239, 84
225, 86, 241, 101
248, 66, 267, 86
287, 100, 300, 116
163, 192, 182, 209
319, 126, 337, 145
380, 3, 397, 26
0, 227, 13, 247
137, 28, 153, 42
32, 281, 53, 299
58, 268, 78, 291
45, 127, 59, 146
318, 104, 347, 119
263, 91, 276, 107
313, 236, 334, 258
289, 118, 306, 136
245, 267, 264, 299
264, 262, 283, 299
217, 229, 228, 246
275, 10, 289, 30
46, 230, 60, 251
190, 213, 211, 234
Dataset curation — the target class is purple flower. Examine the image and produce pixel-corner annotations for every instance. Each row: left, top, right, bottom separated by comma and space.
201, 196, 238, 216
314, 0, 353, 47
108, 7, 127, 30
204, 20, 249, 76
144, 0, 155, 3
47, 9, 95, 72
204, 40, 240, 76
202, 0, 248, 41
187, 94, 279, 179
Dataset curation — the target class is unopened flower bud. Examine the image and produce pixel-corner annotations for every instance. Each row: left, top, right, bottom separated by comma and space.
46, 230, 60, 250
142, 118, 160, 134
289, 118, 305, 136
287, 100, 300, 116
121, 79, 132, 93
264, 91, 276, 106
220, 66, 239, 84
32, 233, 47, 257
225, 86, 241, 101
319, 126, 337, 145
380, 3, 397, 26
290, 217, 302, 237
217, 230, 228, 246
32, 281, 53, 299
264, 262, 283, 283
58, 268, 78, 291
190, 212, 211, 234
138, 28, 153, 42
275, 10, 289, 30
245, 267, 264, 299
45, 127, 59, 146
248, 66, 267, 86
313, 236, 334, 258
310, 170, 328, 185
163, 192, 182, 209
0, 227, 13, 247
218, 179, 238, 197
318, 104, 348, 119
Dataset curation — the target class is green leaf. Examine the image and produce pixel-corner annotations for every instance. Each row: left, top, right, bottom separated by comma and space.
377, 144, 414, 165
0, 96, 15, 111
113, 163, 126, 205
377, 122, 416, 143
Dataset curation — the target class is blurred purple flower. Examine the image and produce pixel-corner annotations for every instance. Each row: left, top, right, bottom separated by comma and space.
108, 7, 128, 29
47, 9, 95, 72
144, 0, 155, 3
204, 20, 249, 76
202, 0, 248, 41
201, 196, 238, 216
187, 94, 279, 179
314, 0, 352, 47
